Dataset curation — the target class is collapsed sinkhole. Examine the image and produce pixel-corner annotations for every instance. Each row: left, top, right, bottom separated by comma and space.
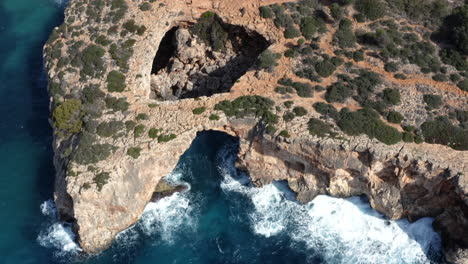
150, 13, 270, 100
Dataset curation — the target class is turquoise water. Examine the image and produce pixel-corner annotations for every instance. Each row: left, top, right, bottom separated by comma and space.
0, 1, 443, 263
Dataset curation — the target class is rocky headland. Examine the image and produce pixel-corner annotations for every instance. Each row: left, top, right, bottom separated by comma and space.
44, 0, 468, 262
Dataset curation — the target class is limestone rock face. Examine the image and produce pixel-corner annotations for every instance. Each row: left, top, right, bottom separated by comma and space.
43, 0, 468, 261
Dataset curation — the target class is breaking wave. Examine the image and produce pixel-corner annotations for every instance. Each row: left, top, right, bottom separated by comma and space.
217, 143, 442, 264
36, 200, 81, 259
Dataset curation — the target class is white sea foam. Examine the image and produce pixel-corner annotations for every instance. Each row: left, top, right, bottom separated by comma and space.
37, 200, 81, 256
217, 144, 441, 264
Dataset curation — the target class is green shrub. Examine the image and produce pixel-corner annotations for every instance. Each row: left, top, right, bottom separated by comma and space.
382, 88, 401, 105
158, 134, 177, 143
440, 48, 468, 71
73, 132, 115, 165
457, 79, 468, 91
355, 0, 386, 20
292, 82, 314, 97
53, 99, 83, 135
293, 106, 307, 116
139, 2, 151, 11
123, 19, 147, 35
325, 82, 353, 103
279, 130, 290, 138
148, 128, 160, 139
109, 39, 136, 71
313, 102, 339, 119
134, 124, 145, 137
95, 35, 110, 46
300, 17, 318, 40
96, 121, 124, 137
125, 120, 136, 131
423, 94, 443, 109
259, 6, 274, 19
394, 73, 406, 80
330, 3, 344, 20
308, 118, 333, 137
338, 108, 402, 144
79, 45, 106, 77
284, 101, 293, 109
148, 103, 159, 108
214, 95, 278, 125
278, 78, 293, 87
257, 50, 281, 71
284, 25, 301, 39
190, 11, 228, 52
283, 111, 295, 122
107, 71, 126, 92
209, 114, 220, 120
136, 113, 149, 120
334, 19, 356, 48
105, 96, 129, 112
353, 50, 364, 61
192, 107, 206, 115
384, 62, 398, 72
432, 73, 447, 82
421, 117, 468, 150
93, 172, 110, 191
402, 132, 414, 142
387, 111, 404, 124
275, 86, 295, 94
82, 85, 105, 103
127, 147, 142, 159
315, 60, 337, 78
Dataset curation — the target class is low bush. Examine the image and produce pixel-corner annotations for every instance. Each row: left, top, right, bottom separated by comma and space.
308, 118, 333, 137
190, 11, 228, 52
284, 101, 293, 109
96, 121, 124, 138
313, 102, 339, 119
136, 113, 149, 121
257, 50, 281, 71
127, 147, 142, 159
457, 79, 468, 91
107, 71, 126, 92
421, 117, 468, 150
125, 120, 136, 131
283, 111, 295, 122
259, 6, 274, 19
53, 99, 83, 135
105, 96, 129, 112
79, 45, 106, 78
292, 82, 314, 97
73, 132, 115, 165
423, 94, 443, 109
338, 108, 402, 145
93, 172, 110, 191
315, 60, 336, 78
382, 88, 401, 105
275, 86, 295, 94
355, 0, 386, 20
384, 62, 398, 72
215, 95, 278, 125
139, 2, 151, 11
387, 111, 404, 124
123, 20, 147, 36
209, 114, 220, 121
279, 130, 291, 138
402, 132, 414, 143
192, 107, 206, 115
158, 134, 177, 143
148, 128, 160, 139
293, 106, 308, 116
334, 19, 356, 48
134, 124, 145, 137
284, 25, 301, 39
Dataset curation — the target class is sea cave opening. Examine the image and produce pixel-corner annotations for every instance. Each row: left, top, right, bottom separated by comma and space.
149, 13, 270, 100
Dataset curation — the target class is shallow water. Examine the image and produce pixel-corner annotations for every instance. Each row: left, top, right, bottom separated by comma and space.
0, 1, 443, 263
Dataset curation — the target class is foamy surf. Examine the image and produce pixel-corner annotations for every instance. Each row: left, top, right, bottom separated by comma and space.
216, 143, 442, 264
37, 200, 81, 258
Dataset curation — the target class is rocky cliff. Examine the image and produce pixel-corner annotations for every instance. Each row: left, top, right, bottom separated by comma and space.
43, 0, 468, 262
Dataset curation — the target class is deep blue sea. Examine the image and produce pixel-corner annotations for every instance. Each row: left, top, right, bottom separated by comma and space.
0, 0, 444, 263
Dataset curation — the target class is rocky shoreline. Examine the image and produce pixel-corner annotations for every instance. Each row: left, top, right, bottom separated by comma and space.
43, 0, 467, 262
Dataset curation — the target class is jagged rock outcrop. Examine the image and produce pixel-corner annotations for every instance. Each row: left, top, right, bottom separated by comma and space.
43, 0, 468, 262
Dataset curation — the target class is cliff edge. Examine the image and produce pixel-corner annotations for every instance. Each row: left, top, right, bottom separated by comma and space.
43, 0, 468, 262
